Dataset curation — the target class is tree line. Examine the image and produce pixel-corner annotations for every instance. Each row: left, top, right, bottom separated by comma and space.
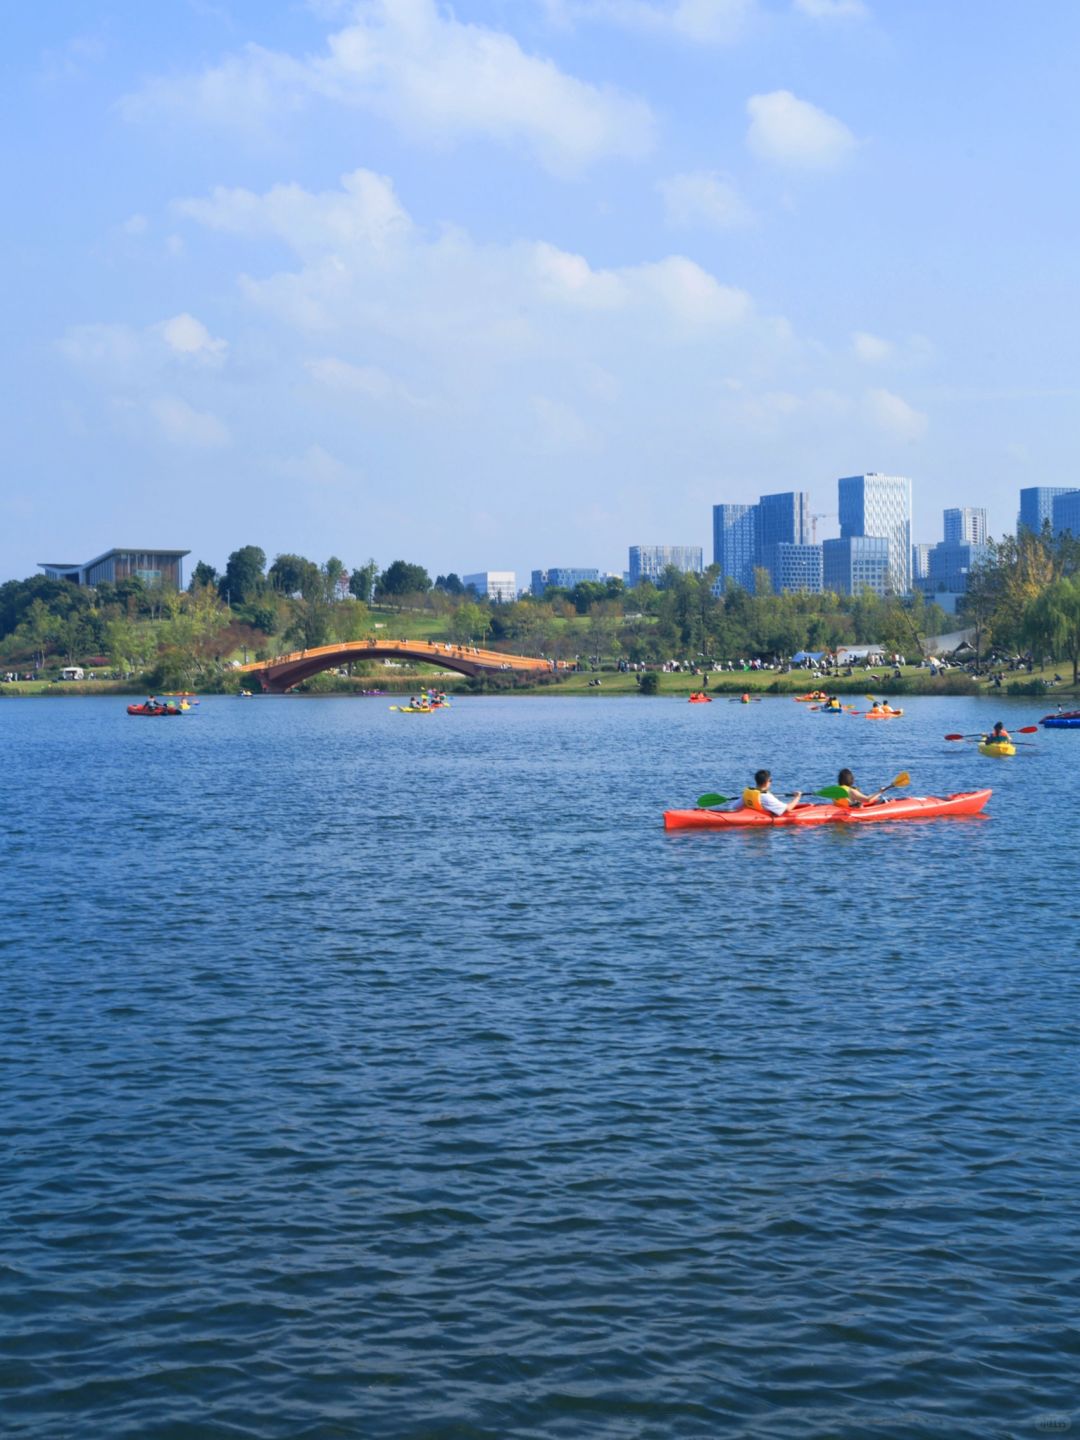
5, 527, 1080, 683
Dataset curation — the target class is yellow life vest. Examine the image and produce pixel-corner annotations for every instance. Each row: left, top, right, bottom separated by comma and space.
742, 788, 764, 811
834, 785, 853, 809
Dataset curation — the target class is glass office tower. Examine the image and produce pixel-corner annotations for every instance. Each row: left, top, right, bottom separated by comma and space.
838, 473, 912, 593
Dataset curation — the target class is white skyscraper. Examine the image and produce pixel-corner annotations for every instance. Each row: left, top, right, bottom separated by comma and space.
838, 473, 913, 593
943, 507, 987, 545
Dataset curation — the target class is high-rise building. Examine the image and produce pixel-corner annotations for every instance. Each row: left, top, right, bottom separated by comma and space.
462, 571, 517, 602
756, 492, 810, 552
925, 542, 989, 594
1019, 487, 1077, 534
838, 473, 912, 593
912, 542, 932, 583
628, 545, 703, 587
1052, 492, 1080, 538
943, 507, 987, 546
712, 504, 757, 592
822, 536, 890, 596
768, 543, 823, 594
530, 568, 600, 596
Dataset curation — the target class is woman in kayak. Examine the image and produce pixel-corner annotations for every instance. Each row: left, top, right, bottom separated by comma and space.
836, 768, 886, 807
984, 720, 1011, 743
740, 769, 802, 816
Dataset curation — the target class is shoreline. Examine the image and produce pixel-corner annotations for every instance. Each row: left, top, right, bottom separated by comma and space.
2, 669, 1073, 702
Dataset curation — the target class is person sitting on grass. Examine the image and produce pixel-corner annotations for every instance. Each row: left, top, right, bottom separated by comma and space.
835, 768, 886, 808
738, 769, 802, 816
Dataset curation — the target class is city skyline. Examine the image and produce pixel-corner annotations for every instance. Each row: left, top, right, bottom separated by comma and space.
8, 4, 1080, 583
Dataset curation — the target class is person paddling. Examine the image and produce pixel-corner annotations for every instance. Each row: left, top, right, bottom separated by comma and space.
835, 768, 886, 807
984, 720, 1011, 744
738, 769, 802, 816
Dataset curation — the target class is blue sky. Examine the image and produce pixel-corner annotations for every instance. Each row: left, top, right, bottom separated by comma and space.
5, 0, 1080, 583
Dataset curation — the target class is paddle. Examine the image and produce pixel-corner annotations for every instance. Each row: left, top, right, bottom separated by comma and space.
814, 771, 910, 802
945, 727, 1038, 740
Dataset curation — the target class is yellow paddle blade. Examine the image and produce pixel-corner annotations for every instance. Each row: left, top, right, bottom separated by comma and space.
892, 771, 911, 788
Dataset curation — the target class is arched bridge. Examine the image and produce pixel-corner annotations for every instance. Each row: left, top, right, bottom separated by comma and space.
237, 638, 564, 693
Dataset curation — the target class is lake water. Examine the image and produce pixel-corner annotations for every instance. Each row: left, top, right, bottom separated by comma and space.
2, 694, 1078, 1439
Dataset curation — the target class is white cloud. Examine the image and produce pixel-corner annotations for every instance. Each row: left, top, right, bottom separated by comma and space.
120, 0, 654, 174
531, 241, 626, 308
276, 443, 356, 489
305, 356, 428, 408
149, 395, 230, 448
159, 313, 228, 364
794, 0, 868, 19
746, 90, 857, 169
543, 0, 756, 43
175, 168, 412, 258
852, 331, 893, 363
866, 387, 927, 441
659, 171, 753, 230
175, 169, 760, 346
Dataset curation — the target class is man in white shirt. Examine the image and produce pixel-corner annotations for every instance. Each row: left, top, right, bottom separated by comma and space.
741, 769, 802, 816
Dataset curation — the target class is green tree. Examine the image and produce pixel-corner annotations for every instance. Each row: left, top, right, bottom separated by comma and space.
450, 602, 489, 644
268, 554, 322, 599
189, 560, 219, 592
350, 561, 378, 602
1024, 576, 1080, 681
220, 546, 266, 605
377, 560, 432, 598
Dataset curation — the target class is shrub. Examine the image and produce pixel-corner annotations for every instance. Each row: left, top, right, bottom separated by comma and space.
637, 672, 660, 695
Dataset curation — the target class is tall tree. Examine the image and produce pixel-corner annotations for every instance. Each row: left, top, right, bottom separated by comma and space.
189, 560, 219, 592
219, 546, 267, 605
377, 560, 432, 597
350, 561, 378, 602
1024, 577, 1080, 681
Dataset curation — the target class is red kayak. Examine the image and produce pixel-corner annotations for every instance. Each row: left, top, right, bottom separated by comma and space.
663, 789, 991, 830
127, 704, 182, 716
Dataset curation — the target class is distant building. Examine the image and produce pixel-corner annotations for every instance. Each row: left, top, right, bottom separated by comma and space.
924, 542, 989, 594
462, 571, 517, 602
1052, 491, 1080, 538
39, 548, 190, 589
712, 504, 757, 592
912, 542, 933, 583
530, 567, 601, 596
756, 491, 811, 552
628, 545, 703, 587
838, 473, 912, 593
822, 535, 890, 597
768, 543, 823, 594
943, 507, 987, 546
1019, 486, 1076, 534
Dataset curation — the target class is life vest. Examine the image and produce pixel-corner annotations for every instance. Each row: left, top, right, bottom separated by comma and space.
742, 788, 764, 811
833, 785, 853, 809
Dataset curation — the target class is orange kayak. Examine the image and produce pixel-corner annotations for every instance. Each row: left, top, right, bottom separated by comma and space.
663, 789, 990, 830
866, 709, 904, 719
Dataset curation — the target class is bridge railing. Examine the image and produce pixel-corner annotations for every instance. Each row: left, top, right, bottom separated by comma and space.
237, 638, 563, 674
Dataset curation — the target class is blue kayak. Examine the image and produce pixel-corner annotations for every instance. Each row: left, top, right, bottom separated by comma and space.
1041, 711, 1080, 728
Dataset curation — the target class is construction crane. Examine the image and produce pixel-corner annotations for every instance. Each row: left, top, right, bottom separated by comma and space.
810, 513, 836, 543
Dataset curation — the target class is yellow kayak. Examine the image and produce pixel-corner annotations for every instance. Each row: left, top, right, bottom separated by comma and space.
978, 740, 1016, 757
